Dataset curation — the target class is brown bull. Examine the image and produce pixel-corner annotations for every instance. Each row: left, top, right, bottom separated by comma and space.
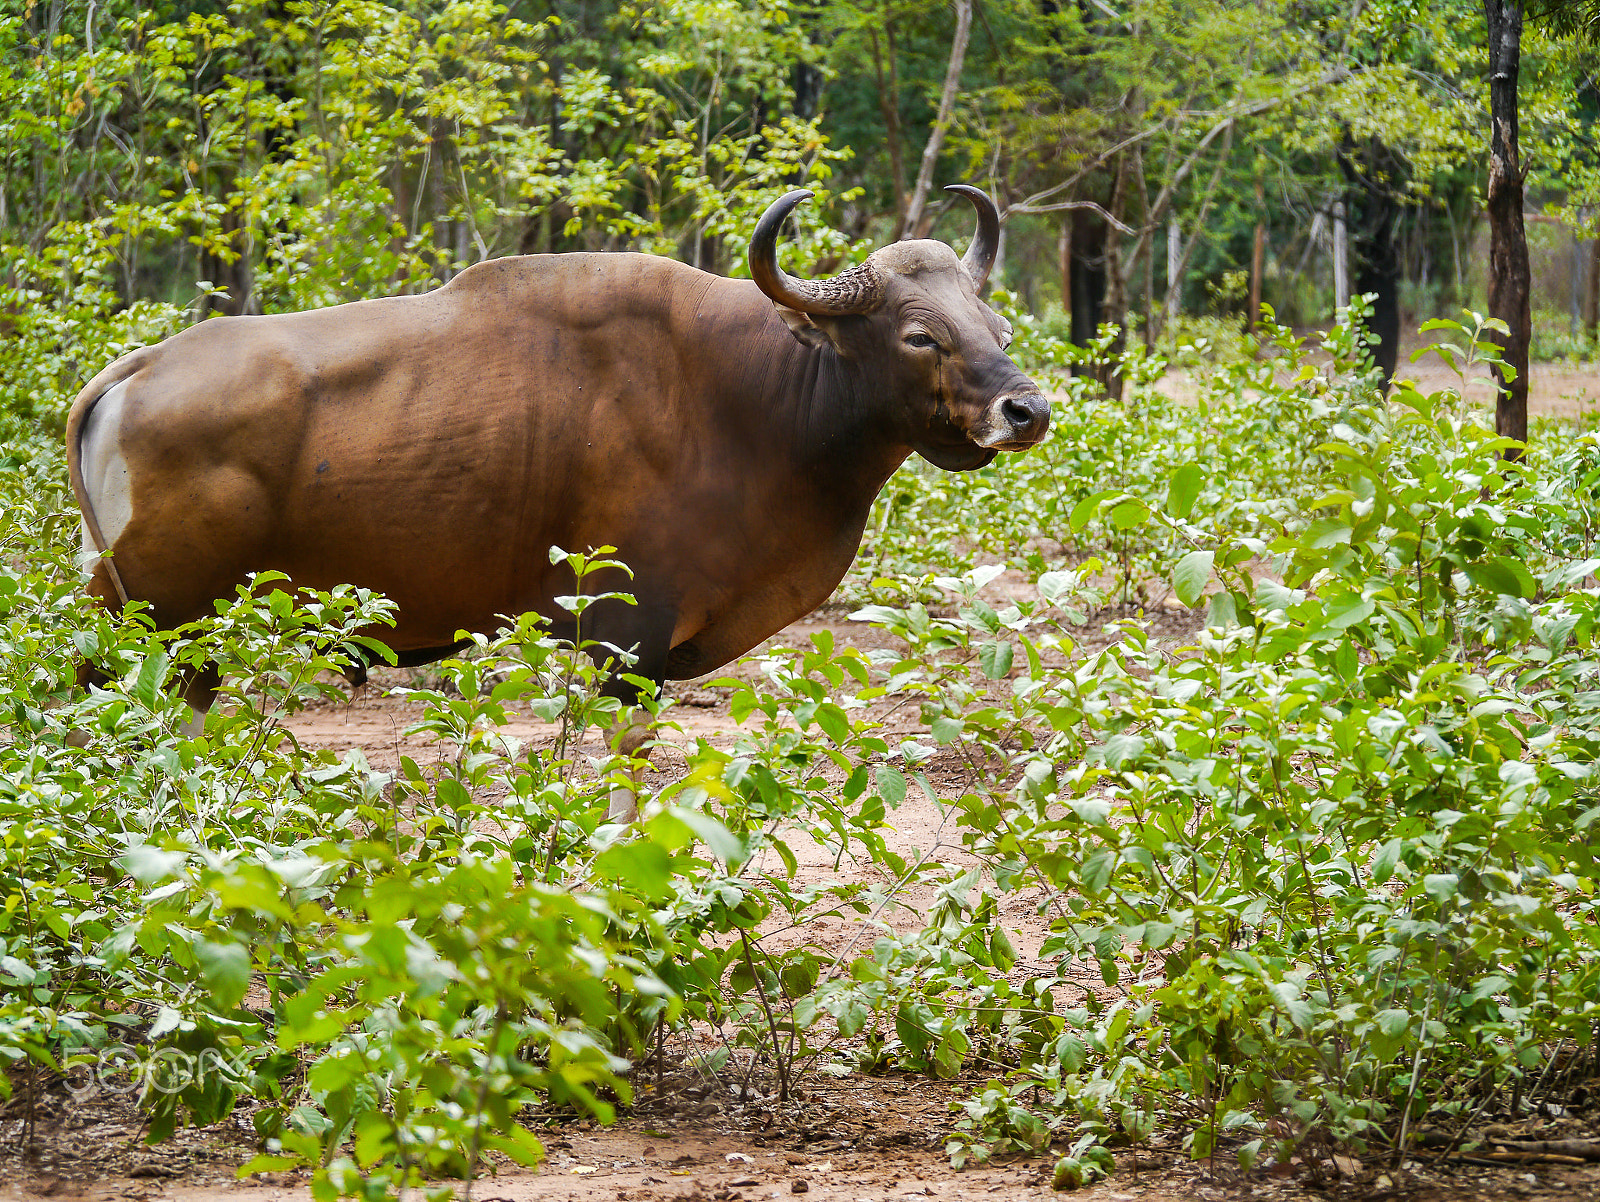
67, 186, 1049, 810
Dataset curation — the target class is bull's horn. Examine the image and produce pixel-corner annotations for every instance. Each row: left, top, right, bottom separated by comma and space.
944, 184, 1001, 290
749, 189, 884, 317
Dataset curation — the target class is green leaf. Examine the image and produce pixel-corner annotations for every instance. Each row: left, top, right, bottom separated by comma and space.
1207, 590, 1239, 628
1324, 594, 1374, 629
978, 640, 1014, 679
593, 841, 673, 898
1375, 1008, 1411, 1038
1101, 733, 1146, 769
1423, 873, 1459, 903
670, 807, 746, 867
1463, 556, 1535, 599
120, 844, 187, 885
875, 765, 907, 806
1109, 499, 1148, 530
195, 938, 252, 1010
1166, 463, 1205, 520
1069, 489, 1116, 532
236, 1155, 301, 1179
1037, 571, 1079, 606
132, 650, 171, 712
1371, 838, 1402, 885
1172, 550, 1214, 607
895, 1003, 931, 1059
989, 925, 1017, 972
814, 702, 850, 743
1303, 517, 1352, 548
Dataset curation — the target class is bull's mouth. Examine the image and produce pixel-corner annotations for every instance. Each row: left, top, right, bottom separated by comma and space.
977, 432, 1048, 453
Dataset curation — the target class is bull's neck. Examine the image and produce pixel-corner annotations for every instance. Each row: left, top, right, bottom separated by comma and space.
687, 278, 912, 516
780, 339, 908, 495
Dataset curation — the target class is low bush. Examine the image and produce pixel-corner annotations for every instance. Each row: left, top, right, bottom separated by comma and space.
4, 307, 1600, 1194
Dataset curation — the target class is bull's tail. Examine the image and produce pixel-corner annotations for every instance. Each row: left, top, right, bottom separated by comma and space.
65, 348, 154, 607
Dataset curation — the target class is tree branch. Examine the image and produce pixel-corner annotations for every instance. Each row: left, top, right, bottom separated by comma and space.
902, 0, 973, 238
1012, 67, 1351, 215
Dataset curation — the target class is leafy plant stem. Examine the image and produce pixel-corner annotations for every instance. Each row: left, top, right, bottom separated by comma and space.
738, 928, 789, 1102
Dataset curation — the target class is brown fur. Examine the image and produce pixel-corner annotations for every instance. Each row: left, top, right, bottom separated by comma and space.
67, 242, 1047, 694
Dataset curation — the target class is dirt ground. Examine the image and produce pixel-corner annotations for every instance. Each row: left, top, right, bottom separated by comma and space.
8, 355, 1600, 1202
1392, 343, 1600, 418
1155, 333, 1600, 420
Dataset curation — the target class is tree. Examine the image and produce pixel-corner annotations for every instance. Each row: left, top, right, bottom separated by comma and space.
1484, 0, 1530, 445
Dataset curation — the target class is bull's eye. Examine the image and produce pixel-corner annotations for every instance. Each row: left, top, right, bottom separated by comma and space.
906, 332, 939, 350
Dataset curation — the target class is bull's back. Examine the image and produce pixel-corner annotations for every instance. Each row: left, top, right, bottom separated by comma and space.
78, 256, 707, 642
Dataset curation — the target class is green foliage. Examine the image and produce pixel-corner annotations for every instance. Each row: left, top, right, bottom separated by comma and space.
833, 315, 1600, 1167
7, 290, 1600, 1191
8, 2, 1600, 1193
0, 0, 857, 416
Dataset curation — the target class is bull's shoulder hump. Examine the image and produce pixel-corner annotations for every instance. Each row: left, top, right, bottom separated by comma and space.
441, 252, 711, 310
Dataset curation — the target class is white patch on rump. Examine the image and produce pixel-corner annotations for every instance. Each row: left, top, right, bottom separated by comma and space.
77, 379, 134, 574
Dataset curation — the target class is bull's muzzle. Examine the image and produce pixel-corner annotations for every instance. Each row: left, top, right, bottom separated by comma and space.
980, 390, 1051, 450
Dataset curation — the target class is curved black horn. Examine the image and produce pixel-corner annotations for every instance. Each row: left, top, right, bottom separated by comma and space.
749, 189, 884, 317
944, 184, 1001, 289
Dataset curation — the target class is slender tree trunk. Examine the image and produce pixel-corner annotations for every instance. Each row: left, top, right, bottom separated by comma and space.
1333, 200, 1349, 312
901, 0, 973, 239
1446, 197, 1465, 304
870, 17, 909, 235
1339, 136, 1408, 387
1248, 171, 1265, 334
1585, 232, 1600, 345
1484, 0, 1530, 449
1166, 218, 1181, 323
1101, 155, 1128, 400
1058, 217, 1071, 320
1162, 120, 1235, 321
1572, 226, 1583, 337
1068, 206, 1105, 358
198, 171, 250, 318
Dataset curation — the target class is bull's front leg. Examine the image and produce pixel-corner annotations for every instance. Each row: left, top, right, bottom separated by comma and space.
583, 596, 676, 824
607, 709, 655, 822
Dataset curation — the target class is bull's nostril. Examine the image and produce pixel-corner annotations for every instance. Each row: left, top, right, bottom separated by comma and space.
1001, 393, 1048, 431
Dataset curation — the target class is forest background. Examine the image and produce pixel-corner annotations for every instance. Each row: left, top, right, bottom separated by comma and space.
6, 0, 1600, 426
11, 2, 1600, 1198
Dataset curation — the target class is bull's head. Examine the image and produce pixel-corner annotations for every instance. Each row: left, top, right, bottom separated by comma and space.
749, 186, 1051, 471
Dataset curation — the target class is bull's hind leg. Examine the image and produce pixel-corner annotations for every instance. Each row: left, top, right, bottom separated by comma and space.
76, 379, 220, 737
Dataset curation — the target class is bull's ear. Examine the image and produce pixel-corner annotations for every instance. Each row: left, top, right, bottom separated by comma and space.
774, 305, 841, 352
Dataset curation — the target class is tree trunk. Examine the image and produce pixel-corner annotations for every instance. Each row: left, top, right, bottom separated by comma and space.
1339, 136, 1408, 387
1586, 232, 1600, 345
870, 15, 909, 236
1166, 218, 1180, 323
901, 0, 973, 239
1068, 206, 1105, 359
198, 174, 251, 318
989, 221, 1006, 295
1572, 225, 1583, 338
1100, 155, 1128, 401
1484, 0, 1530, 449
1332, 200, 1349, 312
1248, 172, 1264, 334
1059, 217, 1072, 320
